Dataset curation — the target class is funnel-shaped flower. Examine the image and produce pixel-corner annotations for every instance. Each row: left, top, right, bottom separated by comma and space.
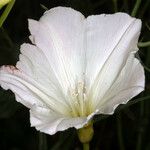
0, 7, 145, 135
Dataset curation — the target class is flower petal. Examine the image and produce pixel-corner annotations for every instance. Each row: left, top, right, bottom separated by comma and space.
0, 7, 145, 134
86, 13, 142, 105
0, 66, 97, 134
95, 52, 145, 114
16, 43, 70, 107
0, 66, 69, 115
28, 7, 86, 95
30, 105, 98, 135
17, 44, 60, 88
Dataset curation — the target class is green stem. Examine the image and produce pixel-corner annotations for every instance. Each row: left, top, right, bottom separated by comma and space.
138, 41, 150, 47
112, 0, 118, 12
83, 143, 89, 150
140, 0, 150, 17
131, 0, 141, 17
142, 63, 150, 73
136, 130, 143, 150
146, 23, 150, 31
40, 4, 48, 10
0, 0, 15, 28
78, 122, 94, 150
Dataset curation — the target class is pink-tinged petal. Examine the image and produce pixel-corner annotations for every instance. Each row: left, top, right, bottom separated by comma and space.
86, 13, 142, 105
28, 7, 86, 95
95, 52, 145, 114
0, 66, 69, 115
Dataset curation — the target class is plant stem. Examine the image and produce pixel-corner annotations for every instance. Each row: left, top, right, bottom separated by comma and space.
142, 64, 150, 73
112, 0, 118, 12
83, 143, 89, 150
146, 23, 150, 31
138, 41, 150, 47
78, 122, 94, 150
40, 4, 48, 10
140, 0, 150, 17
0, 0, 15, 28
131, 0, 141, 17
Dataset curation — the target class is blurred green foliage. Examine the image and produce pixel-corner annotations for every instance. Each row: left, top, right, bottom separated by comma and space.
0, 0, 150, 150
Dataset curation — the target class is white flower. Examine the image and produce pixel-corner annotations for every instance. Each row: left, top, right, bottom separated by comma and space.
0, 7, 145, 135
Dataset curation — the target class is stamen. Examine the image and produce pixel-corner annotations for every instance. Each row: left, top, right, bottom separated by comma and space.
68, 80, 88, 117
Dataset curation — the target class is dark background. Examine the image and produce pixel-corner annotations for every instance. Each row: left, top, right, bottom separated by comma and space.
0, 0, 150, 150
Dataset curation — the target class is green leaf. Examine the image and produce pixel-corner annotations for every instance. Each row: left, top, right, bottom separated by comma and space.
131, 0, 141, 17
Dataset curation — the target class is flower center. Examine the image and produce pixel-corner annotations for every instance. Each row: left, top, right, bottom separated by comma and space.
68, 81, 93, 117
